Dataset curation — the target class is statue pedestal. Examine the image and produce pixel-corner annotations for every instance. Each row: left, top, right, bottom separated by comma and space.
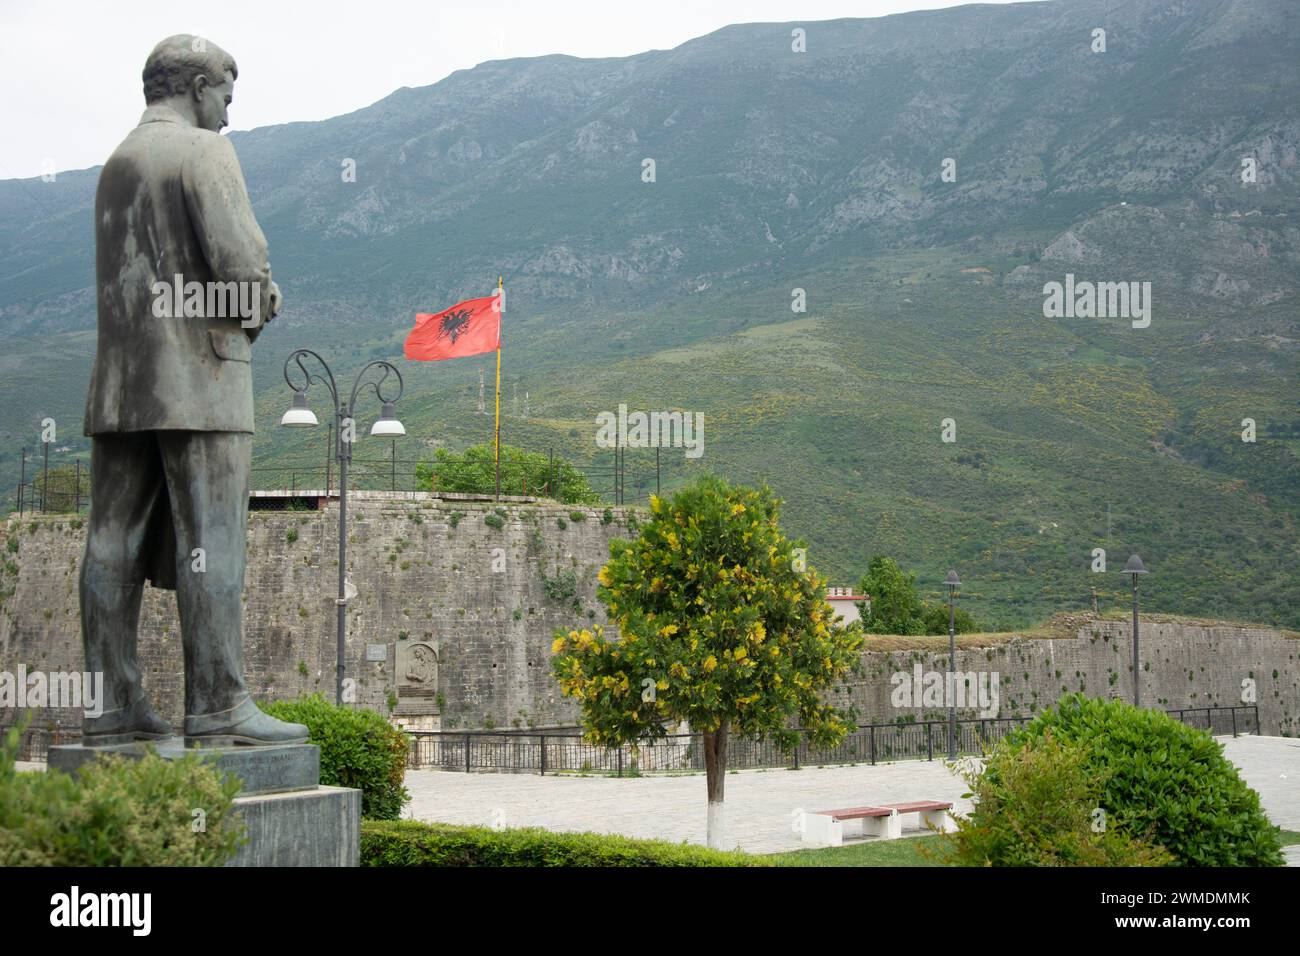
228, 785, 360, 866
47, 740, 360, 867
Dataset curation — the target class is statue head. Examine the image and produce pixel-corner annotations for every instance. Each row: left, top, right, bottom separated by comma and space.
141, 35, 238, 133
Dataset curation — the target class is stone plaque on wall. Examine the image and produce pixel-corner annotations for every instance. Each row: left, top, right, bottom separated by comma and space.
396, 641, 439, 688
394, 642, 440, 715
366, 643, 388, 662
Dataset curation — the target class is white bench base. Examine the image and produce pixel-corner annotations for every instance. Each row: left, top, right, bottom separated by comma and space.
800, 806, 955, 847
801, 810, 900, 847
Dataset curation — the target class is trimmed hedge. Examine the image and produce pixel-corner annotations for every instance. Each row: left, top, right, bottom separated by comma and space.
1000, 694, 1283, 867
260, 694, 409, 820
361, 819, 770, 867
0, 722, 245, 866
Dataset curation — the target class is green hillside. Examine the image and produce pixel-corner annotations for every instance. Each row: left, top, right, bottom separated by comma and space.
0, 0, 1296, 629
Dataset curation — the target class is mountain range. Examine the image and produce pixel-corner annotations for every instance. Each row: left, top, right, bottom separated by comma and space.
1, 0, 1297, 628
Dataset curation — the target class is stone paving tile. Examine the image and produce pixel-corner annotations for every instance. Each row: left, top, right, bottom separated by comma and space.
20, 734, 1297, 856
405, 757, 980, 854
404, 735, 1300, 856
1218, 735, 1300, 831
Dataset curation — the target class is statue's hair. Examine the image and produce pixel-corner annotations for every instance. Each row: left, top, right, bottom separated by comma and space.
142, 35, 237, 103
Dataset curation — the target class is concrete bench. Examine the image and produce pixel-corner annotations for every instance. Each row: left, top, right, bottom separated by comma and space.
800, 800, 955, 847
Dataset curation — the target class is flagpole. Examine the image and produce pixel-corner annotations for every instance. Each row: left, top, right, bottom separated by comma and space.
494, 274, 503, 500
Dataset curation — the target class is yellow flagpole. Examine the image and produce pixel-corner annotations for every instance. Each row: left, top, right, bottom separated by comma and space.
494, 275, 503, 500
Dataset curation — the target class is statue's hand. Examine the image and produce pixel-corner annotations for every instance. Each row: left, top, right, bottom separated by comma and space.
269, 280, 283, 320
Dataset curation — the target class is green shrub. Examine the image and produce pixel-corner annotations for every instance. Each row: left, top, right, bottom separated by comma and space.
360, 820, 769, 867
260, 694, 410, 820
569, 510, 586, 522
0, 722, 245, 866
540, 566, 578, 602
448, 511, 465, 529
940, 730, 1174, 867
415, 445, 599, 505
285, 527, 298, 543
483, 513, 504, 530
1000, 694, 1283, 866
601, 508, 614, 525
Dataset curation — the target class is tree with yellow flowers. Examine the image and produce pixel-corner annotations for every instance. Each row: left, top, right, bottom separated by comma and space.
551, 475, 862, 849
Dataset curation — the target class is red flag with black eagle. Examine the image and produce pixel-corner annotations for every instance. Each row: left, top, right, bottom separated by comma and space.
404, 293, 501, 361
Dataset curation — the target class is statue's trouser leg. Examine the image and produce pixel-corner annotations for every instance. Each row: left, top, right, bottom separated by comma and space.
79, 433, 164, 717
158, 431, 251, 718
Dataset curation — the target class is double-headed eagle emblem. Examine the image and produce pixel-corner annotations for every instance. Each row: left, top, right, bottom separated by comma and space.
440, 307, 472, 342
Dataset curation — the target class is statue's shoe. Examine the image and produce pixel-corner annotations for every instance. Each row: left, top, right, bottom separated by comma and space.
184, 696, 309, 747
83, 696, 174, 746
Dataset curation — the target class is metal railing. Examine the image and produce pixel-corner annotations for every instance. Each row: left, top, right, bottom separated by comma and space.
247, 456, 618, 502
406, 704, 1263, 775
6, 443, 662, 515
9, 451, 89, 516
1165, 704, 1260, 737
249, 444, 646, 504
406, 717, 1036, 775
2, 724, 71, 762
4, 704, 1261, 769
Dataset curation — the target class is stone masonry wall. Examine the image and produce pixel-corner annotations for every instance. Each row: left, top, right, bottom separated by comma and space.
1, 499, 1296, 740
0, 494, 632, 736
842, 618, 1299, 736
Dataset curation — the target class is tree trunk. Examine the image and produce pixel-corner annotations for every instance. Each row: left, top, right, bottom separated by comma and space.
703, 722, 729, 850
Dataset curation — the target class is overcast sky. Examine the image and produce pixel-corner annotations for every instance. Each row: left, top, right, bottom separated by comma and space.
0, 0, 1030, 180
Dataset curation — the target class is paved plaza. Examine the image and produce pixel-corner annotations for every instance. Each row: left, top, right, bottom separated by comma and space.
17, 733, 1297, 859
402, 735, 1300, 856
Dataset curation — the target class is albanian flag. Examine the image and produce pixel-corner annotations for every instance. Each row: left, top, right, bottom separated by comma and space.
404, 293, 501, 361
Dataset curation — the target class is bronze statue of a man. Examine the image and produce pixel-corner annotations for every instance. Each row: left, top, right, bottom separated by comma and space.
79, 35, 306, 746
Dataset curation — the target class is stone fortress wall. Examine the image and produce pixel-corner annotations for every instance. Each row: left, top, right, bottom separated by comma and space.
843, 617, 1298, 737
0, 493, 630, 736
1, 495, 1296, 740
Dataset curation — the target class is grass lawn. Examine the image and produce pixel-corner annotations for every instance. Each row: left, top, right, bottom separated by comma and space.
771, 834, 950, 867
768, 830, 1300, 867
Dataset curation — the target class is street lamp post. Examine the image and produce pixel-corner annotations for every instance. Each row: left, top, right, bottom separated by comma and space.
281, 350, 405, 706
945, 569, 961, 760
1121, 554, 1148, 707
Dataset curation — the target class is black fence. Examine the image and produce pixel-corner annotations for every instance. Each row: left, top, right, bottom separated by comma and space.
10, 450, 89, 516
2, 703, 1261, 768
3, 724, 73, 762
6, 442, 662, 515
404, 704, 1262, 775
406, 719, 1028, 775
1166, 705, 1261, 738
249, 443, 652, 505
248, 453, 620, 502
